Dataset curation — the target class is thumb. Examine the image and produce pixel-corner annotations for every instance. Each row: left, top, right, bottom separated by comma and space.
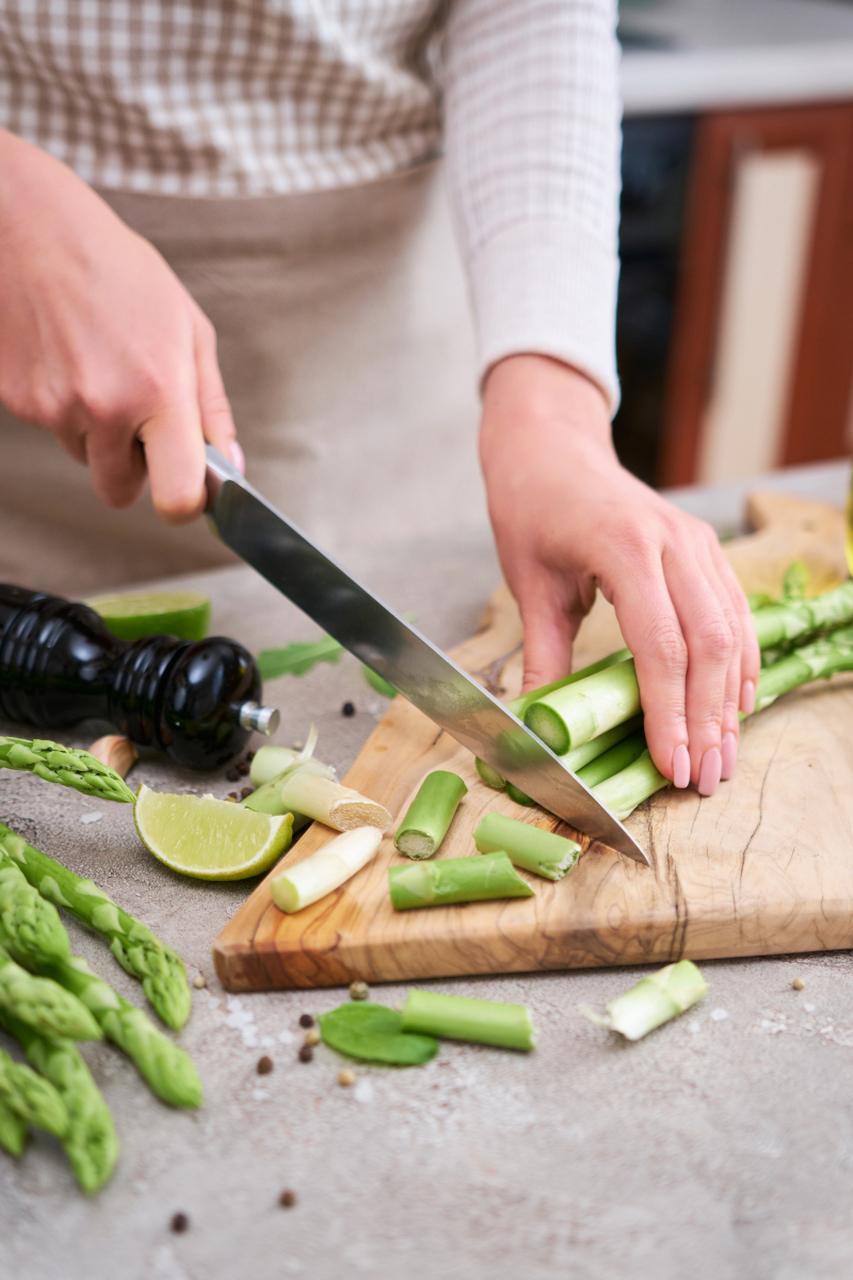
518, 591, 574, 694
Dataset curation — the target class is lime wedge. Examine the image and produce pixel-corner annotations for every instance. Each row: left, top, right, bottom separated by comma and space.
134, 784, 293, 880
86, 591, 212, 641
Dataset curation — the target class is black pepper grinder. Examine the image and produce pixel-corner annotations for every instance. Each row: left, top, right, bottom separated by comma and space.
0, 584, 279, 770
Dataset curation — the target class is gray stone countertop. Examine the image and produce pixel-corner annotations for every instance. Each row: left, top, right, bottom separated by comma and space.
4, 470, 853, 1280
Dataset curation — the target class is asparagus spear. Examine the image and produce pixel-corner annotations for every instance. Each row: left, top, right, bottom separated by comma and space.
394, 771, 468, 860
0, 1043, 68, 1137
0, 851, 71, 966
0, 736, 135, 804
400, 990, 536, 1051
34, 957, 202, 1109
523, 659, 641, 756
588, 750, 671, 822
751, 579, 853, 651
0, 1097, 27, 1156
0, 824, 191, 1030
575, 728, 647, 789
581, 959, 707, 1040
0, 946, 102, 1041
506, 648, 632, 721
752, 625, 853, 713
389, 852, 534, 910
0, 1010, 119, 1193
473, 813, 581, 881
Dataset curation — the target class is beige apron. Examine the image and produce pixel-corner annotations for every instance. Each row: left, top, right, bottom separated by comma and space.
0, 163, 486, 596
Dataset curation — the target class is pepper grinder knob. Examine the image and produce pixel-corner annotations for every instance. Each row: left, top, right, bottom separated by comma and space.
237, 702, 280, 735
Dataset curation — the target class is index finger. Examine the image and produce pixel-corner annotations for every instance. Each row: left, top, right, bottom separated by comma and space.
138, 399, 207, 525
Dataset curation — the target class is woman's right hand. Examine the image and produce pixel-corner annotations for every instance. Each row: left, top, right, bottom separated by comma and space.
0, 128, 242, 523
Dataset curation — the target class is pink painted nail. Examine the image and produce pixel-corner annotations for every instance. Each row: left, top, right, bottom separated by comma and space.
741, 678, 755, 716
672, 743, 691, 789
229, 440, 246, 474
698, 747, 722, 796
720, 732, 738, 781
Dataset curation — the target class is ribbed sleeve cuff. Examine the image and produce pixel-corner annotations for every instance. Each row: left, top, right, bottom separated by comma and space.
467, 218, 620, 416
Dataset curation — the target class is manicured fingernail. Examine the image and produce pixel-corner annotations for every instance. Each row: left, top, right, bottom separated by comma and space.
229, 440, 245, 473
672, 744, 690, 789
698, 747, 722, 797
720, 732, 738, 781
741, 678, 755, 716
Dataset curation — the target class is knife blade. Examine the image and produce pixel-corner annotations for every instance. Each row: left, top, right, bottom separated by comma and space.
205, 446, 648, 864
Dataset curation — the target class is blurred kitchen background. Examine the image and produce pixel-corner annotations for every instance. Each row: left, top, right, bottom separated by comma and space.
614, 0, 853, 488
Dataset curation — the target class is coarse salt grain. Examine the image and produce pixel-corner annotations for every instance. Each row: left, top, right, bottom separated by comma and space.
353, 1079, 374, 1104
260, 1035, 275, 1048
278, 1030, 295, 1045
252, 1088, 270, 1102
804, 1003, 816, 1013
80, 812, 103, 825
688, 1020, 701, 1034
710, 1008, 728, 1022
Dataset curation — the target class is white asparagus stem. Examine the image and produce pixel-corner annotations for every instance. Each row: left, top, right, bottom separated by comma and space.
271, 827, 384, 913
278, 767, 391, 832
86, 735, 138, 780
580, 960, 707, 1041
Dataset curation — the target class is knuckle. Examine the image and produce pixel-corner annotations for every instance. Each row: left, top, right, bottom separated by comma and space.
695, 617, 734, 664
644, 621, 688, 675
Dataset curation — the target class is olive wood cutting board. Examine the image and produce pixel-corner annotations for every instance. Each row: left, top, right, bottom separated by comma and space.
213, 491, 853, 990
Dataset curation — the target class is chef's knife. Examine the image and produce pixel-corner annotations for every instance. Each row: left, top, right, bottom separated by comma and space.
205, 446, 648, 864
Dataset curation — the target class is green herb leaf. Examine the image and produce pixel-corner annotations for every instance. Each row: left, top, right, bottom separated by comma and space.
362, 667, 397, 698
257, 637, 343, 681
319, 1001, 438, 1065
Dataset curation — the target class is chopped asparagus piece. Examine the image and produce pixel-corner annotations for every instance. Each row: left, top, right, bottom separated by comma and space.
318, 1002, 438, 1064
473, 813, 580, 881
271, 827, 384, 914
589, 749, 670, 821
394, 771, 468, 860
506, 648, 632, 720
475, 758, 507, 791
277, 766, 391, 832
580, 959, 707, 1040
576, 728, 647, 789
400, 990, 536, 1051
524, 659, 641, 755
389, 852, 533, 910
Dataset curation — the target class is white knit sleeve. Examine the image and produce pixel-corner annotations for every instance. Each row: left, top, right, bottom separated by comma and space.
442, 0, 622, 413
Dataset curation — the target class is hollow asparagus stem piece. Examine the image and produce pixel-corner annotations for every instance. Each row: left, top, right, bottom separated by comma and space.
0, 823, 191, 1031
473, 813, 581, 882
524, 659, 641, 755
394, 772, 468, 860
589, 750, 671, 822
33, 957, 202, 1109
506, 648, 632, 720
576, 728, 648, 789
0, 736, 135, 803
752, 625, 853, 713
271, 826, 384, 914
751, 579, 853, 651
0, 1010, 119, 1193
400, 989, 536, 1051
0, 1044, 68, 1137
475, 714, 645, 801
475, 758, 507, 790
0, 946, 102, 1041
0, 1097, 27, 1155
0, 851, 71, 966
276, 766, 392, 832
580, 959, 707, 1041
242, 760, 335, 818
389, 852, 534, 910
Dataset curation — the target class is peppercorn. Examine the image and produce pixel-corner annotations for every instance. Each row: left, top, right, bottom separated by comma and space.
792, 977, 805, 991
192, 974, 207, 989
349, 980, 369, 1001
246, 750, 256, 762
279, 1189, 297, 1208
304, 1029, 320, 1047
240, 787, 254, 800
299, 1013, 314, 1028
257, 1055, 274, 1075
225, 792, 238, 802
298, 1044, 314, 1063
338, 1069, 355, 1087
170, 1212, 189, 1233
342, 701, 355, 717
237, 761, 251, 777
226, 767, 241, 782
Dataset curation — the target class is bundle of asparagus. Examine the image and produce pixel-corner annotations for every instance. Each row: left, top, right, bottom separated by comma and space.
477, 573, 853, 822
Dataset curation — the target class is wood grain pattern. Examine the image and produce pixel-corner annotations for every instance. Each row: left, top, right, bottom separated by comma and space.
213, 492, 853, 990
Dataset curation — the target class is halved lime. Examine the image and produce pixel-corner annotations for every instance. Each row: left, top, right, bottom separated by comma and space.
86, 590, 212, 641
134, 784, 293, 880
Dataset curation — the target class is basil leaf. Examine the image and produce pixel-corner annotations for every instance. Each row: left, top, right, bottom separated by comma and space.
257, 637, 343, 680
319, 1001, 438, 1065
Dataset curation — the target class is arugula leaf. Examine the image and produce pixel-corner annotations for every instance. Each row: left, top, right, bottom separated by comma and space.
362, 667, 397, 698
319, 1001, 438, 1065
257, 636, 343, 681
